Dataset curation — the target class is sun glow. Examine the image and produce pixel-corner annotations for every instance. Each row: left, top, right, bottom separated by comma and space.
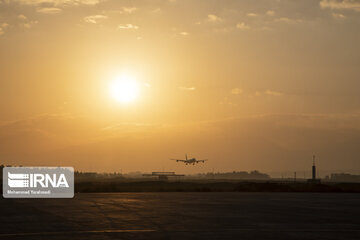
109, 73, 140, 103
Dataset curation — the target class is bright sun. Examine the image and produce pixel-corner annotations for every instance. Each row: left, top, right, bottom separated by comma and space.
109, 73, 140, 103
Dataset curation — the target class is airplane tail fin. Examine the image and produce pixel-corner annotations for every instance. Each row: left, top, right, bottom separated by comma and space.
185, 154, 188, 161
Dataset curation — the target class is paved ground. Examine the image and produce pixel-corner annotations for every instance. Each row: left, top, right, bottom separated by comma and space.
0, 193, 359, 239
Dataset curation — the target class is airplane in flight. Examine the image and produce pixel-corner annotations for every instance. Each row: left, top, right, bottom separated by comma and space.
171, 154, 208, 165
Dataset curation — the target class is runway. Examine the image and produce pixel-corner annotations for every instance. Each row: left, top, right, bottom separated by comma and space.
0, 192, 359, 239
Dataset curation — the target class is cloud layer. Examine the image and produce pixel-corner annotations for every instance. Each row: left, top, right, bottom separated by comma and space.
1, 113, 360, 173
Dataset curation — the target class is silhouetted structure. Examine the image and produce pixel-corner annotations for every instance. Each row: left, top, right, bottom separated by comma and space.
330, 173, 360, 183
312, 155, 316, 180
74, 171, 124, 182
143, 172, 184, 180
202, 171, 270, 180
308, 155, 321, 183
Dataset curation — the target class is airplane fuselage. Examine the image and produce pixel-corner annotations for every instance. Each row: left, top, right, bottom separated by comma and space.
176, 158, 199, 165
172, 155, 207, 165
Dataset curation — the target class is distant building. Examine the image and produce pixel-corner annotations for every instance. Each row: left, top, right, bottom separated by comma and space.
330, 173, 360, 183
143, 172, 184, 180
203, 171, 270, 180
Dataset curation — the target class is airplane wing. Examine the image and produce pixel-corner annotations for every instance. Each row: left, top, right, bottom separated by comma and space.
170, 159, 187, 162
196, 159, 208, 163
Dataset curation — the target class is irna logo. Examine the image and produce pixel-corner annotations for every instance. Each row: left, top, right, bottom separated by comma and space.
3, 167, 74, 198
8, 172, 69, 188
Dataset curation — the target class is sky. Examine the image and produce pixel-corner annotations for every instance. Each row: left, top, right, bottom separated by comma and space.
0, 0, 360, 175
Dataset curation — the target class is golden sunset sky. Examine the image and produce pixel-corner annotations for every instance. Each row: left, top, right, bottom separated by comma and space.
0, 0, 360, 175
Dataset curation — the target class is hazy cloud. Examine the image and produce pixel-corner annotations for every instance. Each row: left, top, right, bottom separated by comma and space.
17, 14, 38, 28
151, 8, 162, 14
247, 13, 257, 17
36, 7, 62, 14
265, 90, 283, 96
14, 0, 102, 6
118, 24, 139, 30
207, 14, 223, 22
1, 113, 360, 172
18, 14, 28, 20
23, 20, 38, 28
105, 7, 138, 14
101, 122, 163, 135
0, 22, 9, 35
121, 7, 137, 13
255, 90, 283, 97
236, 22, 250, 30
261, 26, 272, 31
332, 12, 346, 18
231, 88, 243, 95
266, 10, 275, 16
320, 0, 360, 12
275, 17, 303, 23
180, 87, 196, 91
84, 14, 107, 24
179, 31, 189, 36
0, 114, 101, 154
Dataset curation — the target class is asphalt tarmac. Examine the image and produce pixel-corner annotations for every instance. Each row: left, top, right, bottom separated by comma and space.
0, 192, 359, 239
